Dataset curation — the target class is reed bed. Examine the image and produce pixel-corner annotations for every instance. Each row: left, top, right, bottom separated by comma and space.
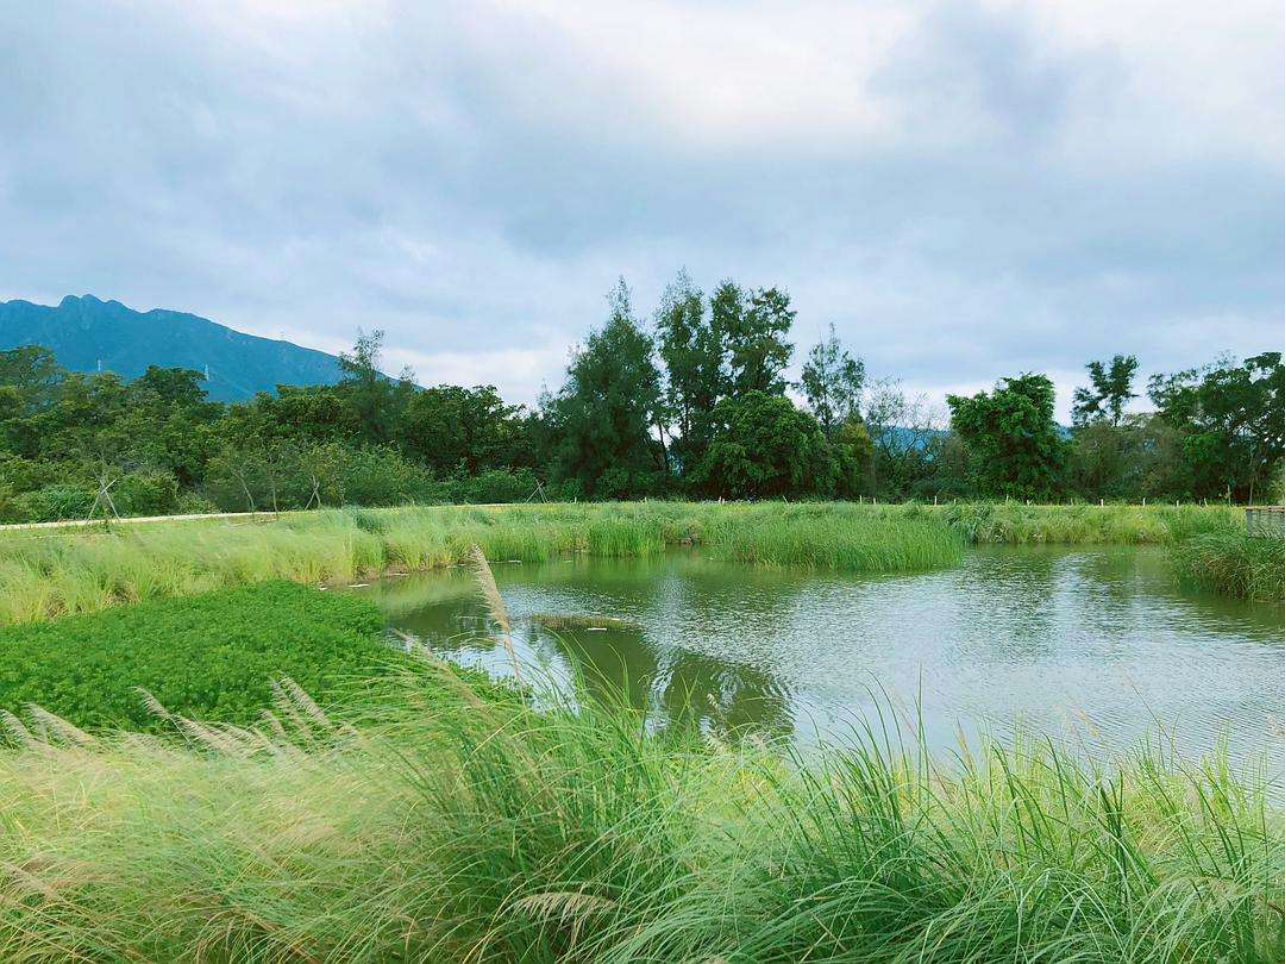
0, 502, 1266, 624
0, 504, 965, 625
940, 501, 1242, 545
1171, 531, 1285, 603
0, 660, 1278, 962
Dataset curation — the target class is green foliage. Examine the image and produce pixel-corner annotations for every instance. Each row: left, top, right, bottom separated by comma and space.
654, 269, 727, 469
948, 373, 1067, 500
0, 297, 1282, 513
1072, 353, 1139, 426
1149, 351, 1284, 502
0, 582, 394, 730
545, 280, 666, 497
0, 668, 1277, 961
725, 284, 795, 395
693, 391, 837, 499
799, 322, 864, 436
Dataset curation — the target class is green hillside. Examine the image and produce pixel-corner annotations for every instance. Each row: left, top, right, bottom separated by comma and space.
0, 295, 344, 401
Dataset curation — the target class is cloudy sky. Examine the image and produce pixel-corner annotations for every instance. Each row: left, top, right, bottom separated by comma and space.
1, 0, 1281, 418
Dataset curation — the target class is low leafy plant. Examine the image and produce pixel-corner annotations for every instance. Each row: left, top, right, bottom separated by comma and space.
0, 581, 398, 730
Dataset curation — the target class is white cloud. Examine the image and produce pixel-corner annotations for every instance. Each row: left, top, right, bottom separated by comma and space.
0, 0, 1279, 423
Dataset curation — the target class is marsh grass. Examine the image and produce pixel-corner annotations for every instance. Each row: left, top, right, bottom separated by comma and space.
0, 503, 967, 625
0, 656, 1278, 962
1171, 531, 1285, 602
0, 502, 1265, 624
940, 501, 1242, 545
530, 613, 641, 632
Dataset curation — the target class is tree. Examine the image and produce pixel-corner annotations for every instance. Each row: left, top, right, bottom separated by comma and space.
799, 324, 864, 437
0, 345, 64, 414
1071, 354, 1138, 427
338, 330, 397, 444
863, 379, 945, 497
654, 270, 728, 469
693, 391, 838, 499
726, 285, 794, 396
547, 279, 666, 497
401, 384, 525, 476
948, 373, 1066, 500
1148, 351, 1284, 502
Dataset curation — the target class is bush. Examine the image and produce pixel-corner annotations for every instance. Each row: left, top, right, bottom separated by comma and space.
10, 482, 95, 521
0, 581, 398, 730
113, 470, 181, 516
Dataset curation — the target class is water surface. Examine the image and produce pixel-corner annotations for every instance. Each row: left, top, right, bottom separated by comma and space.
357, 547, 1284, 782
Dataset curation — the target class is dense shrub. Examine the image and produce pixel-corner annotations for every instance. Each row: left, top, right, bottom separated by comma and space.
10, 482, 95, 521
0, 581, 398, 730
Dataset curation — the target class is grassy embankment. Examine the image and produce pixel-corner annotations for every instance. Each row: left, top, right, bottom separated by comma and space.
0, 644, 1279, 960
0, 502, 1276, 625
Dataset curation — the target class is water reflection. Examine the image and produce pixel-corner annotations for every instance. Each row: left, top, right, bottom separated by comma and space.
356, 548, 1284, 781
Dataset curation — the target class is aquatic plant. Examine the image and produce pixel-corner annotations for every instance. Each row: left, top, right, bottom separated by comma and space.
1171, 530, 1285, 602
0, 581, 396, 730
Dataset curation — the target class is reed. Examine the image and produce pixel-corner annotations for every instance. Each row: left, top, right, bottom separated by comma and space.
0, 502, 1262, 625
1171, 531, 1285, 602
0, 662, 1277, 962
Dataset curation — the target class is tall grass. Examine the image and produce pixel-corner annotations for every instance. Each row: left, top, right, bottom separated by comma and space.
0, 502, 1267, 624
0, 661, 1278, 961
0, 504, 966, 625
941, 501, 1242, 545
1171, 531, 1285, 602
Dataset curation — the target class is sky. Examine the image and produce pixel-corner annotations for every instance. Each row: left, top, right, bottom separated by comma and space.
1, 0, 1282, 420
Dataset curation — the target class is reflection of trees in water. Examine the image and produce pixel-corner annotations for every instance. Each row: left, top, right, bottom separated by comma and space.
542, 626, 793, 743
658, 649, 793, 742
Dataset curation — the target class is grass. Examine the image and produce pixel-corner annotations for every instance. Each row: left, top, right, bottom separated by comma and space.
0, 502, 1271, 625
0, 581, 400, 730
940, 501, 1243, 545
0, 658, 1278, 962
1171, 531, 1286, 603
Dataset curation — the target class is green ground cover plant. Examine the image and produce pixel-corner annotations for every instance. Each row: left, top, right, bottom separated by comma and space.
0, 581, 396, 730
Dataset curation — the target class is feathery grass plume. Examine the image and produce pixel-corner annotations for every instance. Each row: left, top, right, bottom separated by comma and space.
24, 705, 96, 747
467, 543, 523, 681
134, 686, 172, 721
0, 671, 1277, 959
467, 543, 510, 633
276, 676, 333, 729
0, 709, 37, 749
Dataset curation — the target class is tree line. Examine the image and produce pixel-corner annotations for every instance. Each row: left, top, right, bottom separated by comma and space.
0, 273, 1281, 521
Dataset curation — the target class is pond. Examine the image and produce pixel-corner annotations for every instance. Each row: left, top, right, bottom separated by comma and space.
354, 546, 1284, 783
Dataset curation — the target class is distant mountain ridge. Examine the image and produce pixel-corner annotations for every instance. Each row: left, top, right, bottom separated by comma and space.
0, 295, 345, 402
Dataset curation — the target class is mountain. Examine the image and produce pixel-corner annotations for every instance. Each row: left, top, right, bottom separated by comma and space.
0, 295, 346, 402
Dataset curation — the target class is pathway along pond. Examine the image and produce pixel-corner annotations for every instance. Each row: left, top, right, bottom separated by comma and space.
354, 546, 1284, 784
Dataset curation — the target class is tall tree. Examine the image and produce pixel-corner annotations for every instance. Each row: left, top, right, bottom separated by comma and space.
693, 391, 838, 500
654, 270, 727, 464
1071, 354, 1139, 427
548, 279, 665, 498
726, 286, 794, 396
948, 373, 1066, 500
1148, 351, 1284, 502
799, 324, 864, 437
338, 330, 396, 444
